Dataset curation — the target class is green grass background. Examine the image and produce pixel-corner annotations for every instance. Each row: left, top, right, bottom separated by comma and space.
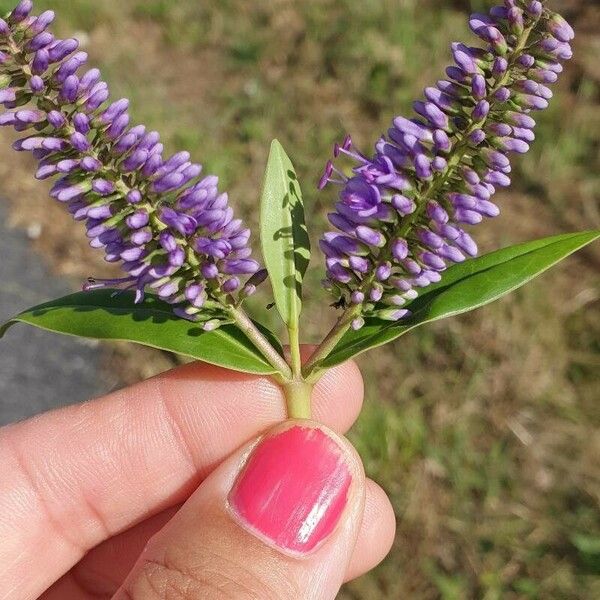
1, 0, 599, 597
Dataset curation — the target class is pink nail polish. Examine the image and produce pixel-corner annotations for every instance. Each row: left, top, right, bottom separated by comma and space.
228, 425, 352, 555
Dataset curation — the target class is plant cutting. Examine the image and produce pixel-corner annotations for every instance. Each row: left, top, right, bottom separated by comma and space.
0, 0, 597, 426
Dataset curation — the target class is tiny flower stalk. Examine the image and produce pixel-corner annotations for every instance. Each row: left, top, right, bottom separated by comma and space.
305, 0, 574, 378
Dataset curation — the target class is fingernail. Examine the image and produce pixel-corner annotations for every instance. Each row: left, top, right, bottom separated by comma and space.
228, 425, 352, 555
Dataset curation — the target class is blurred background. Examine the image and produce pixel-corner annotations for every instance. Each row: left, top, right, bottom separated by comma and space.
0, 0, 598, 597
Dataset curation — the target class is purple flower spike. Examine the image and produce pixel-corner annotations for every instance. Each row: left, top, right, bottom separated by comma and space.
318, 0, 573, 327
0, 2, 262, 323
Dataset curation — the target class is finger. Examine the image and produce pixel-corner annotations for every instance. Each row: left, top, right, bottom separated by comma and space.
0, 353, 363, 600
346, 479, 396, 581
45, 479, 395, 596
115, 422, 367, 600
42, 508, 179, 599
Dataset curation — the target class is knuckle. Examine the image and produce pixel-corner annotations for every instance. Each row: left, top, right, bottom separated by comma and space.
123, 551, 299, 600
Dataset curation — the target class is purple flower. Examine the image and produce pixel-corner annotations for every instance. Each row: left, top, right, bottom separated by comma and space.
0, 2, 261, 325
318, 0, 573, 326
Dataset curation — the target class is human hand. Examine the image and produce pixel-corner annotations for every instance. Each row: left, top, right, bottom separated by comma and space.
0, 351, 395, 599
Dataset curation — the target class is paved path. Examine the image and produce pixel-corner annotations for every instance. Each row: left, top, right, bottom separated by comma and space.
0, 201, 111, 425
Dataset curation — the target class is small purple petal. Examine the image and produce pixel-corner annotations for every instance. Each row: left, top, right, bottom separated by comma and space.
48, 38, 79, 63
392, 116, 433, 142
73, 112, 90, 134
70, 132, 90, 152
221, 259, 260, 275
391, 238, 409, 260
413, 100, 449, 130
46, 110, 66, 129
92, 178, 115, 196
494, 87, 511, 102
471, 74, 486, 100
11, 1, 33, 22
437, 244, 465, 263
547, 13, 575, 42
426, 201, 449, 225
472, 100, 490, 121
391, 194, 416, 216
376, 262, 392, 281
80, 156, 102, 172
32, 49, 50, 75
527, 1, 543, 17
29, 75, 44, 93
454, 208, 483, 225
222, 277, 240, 293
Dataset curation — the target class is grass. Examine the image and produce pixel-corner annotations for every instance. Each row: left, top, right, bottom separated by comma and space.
1, 0, 599, 597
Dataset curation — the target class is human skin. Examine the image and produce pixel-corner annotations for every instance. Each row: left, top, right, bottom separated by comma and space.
0, 348, 396, 599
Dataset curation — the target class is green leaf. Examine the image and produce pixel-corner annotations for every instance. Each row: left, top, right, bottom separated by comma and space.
571, 533, 600, 556
259, 139, 311, 328
321, 230, 600, 368
0, 289, 283, 375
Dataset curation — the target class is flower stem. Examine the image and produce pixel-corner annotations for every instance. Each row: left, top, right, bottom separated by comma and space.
228, 306, 292, 382
288, 323, 302, 379
301, 304, 360, 381
229, 308, 315, 418
282, 379, 314, 419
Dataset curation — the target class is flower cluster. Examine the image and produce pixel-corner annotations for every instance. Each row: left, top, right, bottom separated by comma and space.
0, 1, 261, 328
319, 0, 573, 330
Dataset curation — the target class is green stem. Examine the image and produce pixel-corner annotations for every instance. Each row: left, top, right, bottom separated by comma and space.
228, 306, 292, 382
283, 380, 314, 419
302, 305, 360, 381
288, 323, 302, 379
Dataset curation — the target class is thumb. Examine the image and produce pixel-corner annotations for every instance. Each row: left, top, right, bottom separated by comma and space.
114, 421, 366, 600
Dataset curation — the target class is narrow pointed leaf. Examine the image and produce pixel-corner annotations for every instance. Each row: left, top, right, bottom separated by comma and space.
0, 290, 283, 375
320, 230, 600, 369
259, 139, 311, 328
